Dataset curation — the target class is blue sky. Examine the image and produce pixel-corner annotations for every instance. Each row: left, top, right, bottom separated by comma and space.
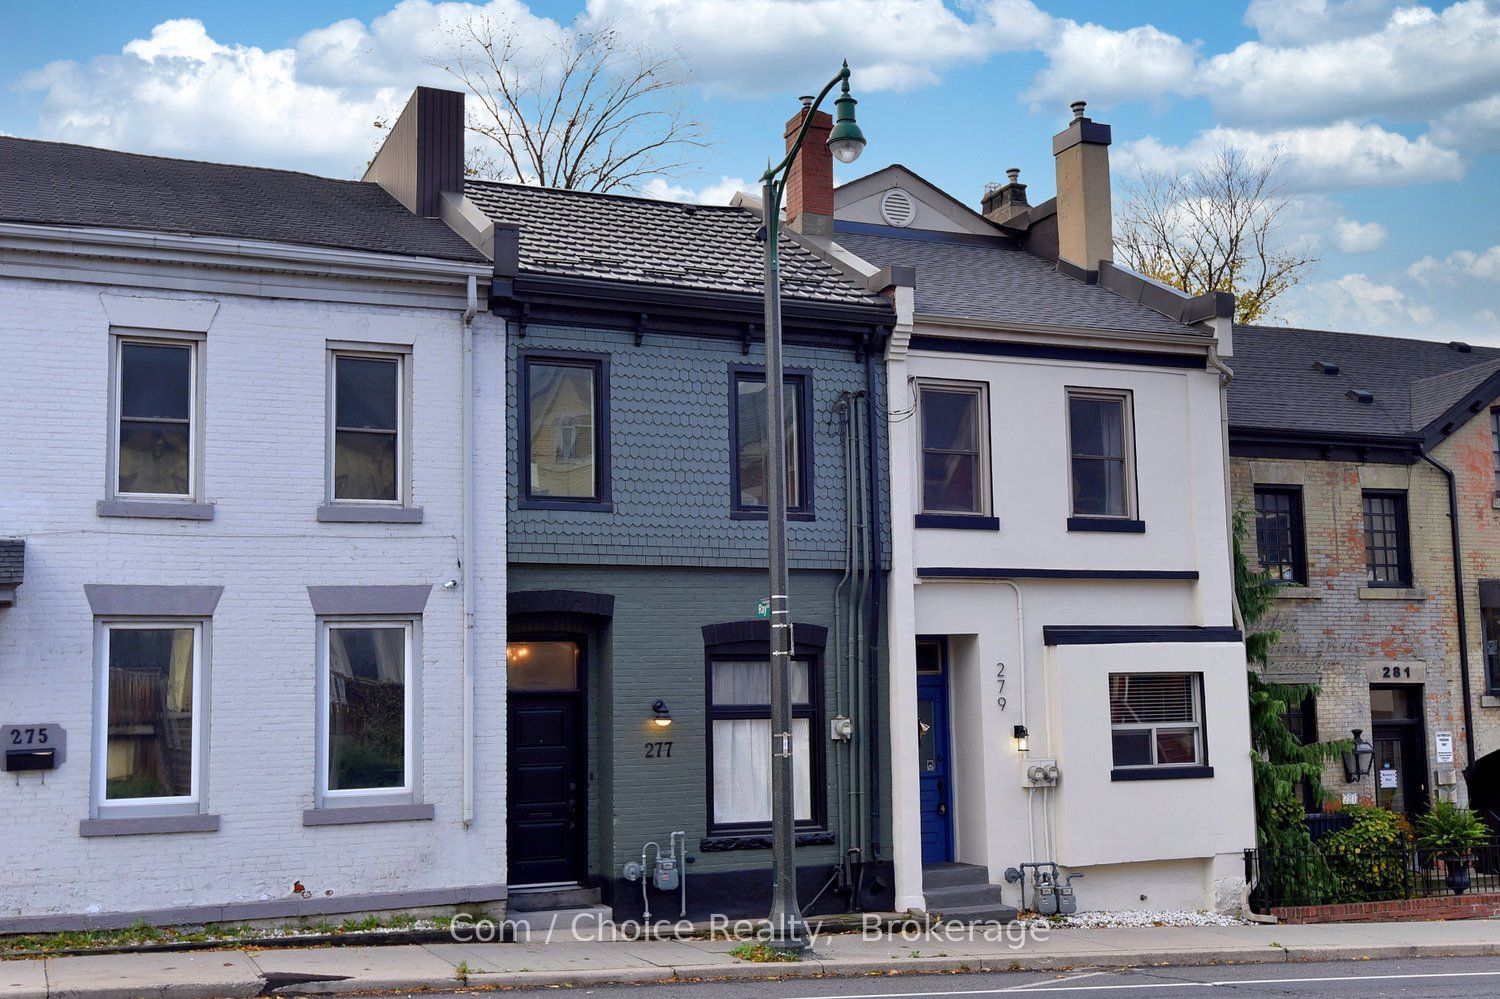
5, 1, 1499, 340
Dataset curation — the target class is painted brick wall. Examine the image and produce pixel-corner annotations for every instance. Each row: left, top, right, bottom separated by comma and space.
0, 276, 508, 921
505, 322, 889, 570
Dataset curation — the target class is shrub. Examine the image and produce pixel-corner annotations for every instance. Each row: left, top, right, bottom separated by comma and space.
1318, 805, 1412, 903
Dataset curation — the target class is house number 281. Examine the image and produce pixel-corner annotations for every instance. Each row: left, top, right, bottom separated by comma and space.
1381, 665, 1413, 679
644, 741, 673, 758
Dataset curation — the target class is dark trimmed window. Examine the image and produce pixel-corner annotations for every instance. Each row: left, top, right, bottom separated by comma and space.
919, 382, 988, 516
1109, 673, 1205, 770
1491, 409, 1500, 498
1362, 491, 1412, 586
1481, 585, 1500, 693
1284, 692, 1320, 811
706, 654, 822, 833
731, 369, 811, 516
519, 354, 609, 507
1254, 486, 1307, 584
1067, 388, 1135, 518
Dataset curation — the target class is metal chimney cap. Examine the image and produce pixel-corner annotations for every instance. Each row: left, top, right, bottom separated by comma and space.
1006, 167, 1021, 183
799, 95, 815, 108
1070, 100, 1088, 121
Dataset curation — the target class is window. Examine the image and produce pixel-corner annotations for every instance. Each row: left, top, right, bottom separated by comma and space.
521, 354, 609, 506
707, 657, 819, 830
1284, 692, 1320, 811
1491, 409, 1500, 498
1362, 491, 1412, 587
114, 337, 197, 498
318, 621, 415, 804
1109, 673, 1205, 770
1254, 486, 1307, 584
919, 382, 989, 515
1067, 389, 1135, 518
329, 350, 406, 505
732, 370, 810, 515
1482, 582, 1500, 693
95, 622, 204, 815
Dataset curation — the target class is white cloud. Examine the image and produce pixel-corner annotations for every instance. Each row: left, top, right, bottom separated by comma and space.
1430, 92, 1500, 151
1024, 21, 1198, 110
1201, 1, 1500, 127
639, 175, 750, 205
1331, 218, 1388, 253
1242, 0, 1402, 45
1117, 121, 1465, 192
1409, 245, 1500, 283
1282, 272, 1437, 332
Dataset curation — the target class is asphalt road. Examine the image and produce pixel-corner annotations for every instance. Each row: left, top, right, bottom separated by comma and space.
391, 956, 1500, 999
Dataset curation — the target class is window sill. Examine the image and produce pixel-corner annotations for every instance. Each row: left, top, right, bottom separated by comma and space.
1358, 586, 1427, 601
1275, 586, 1321, 600
518, 498, 614, 513
1481, 695, 1500, 708
302, 803, 434, 826
699, 830, 835, 852
731, 509, 816, 522
79, 814, 220, 837
316, 505, 424, 524
916, 514, 999, 531
1111, 766, 1214, 782
1067, 517, 1146, 534
97, 499, 215, 521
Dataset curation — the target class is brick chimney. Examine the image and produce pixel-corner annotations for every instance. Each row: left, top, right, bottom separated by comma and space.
783, 96, 835, 236
1051, 100, 1113, 272
981, 167, 1029, 224
364, 87, 466, 218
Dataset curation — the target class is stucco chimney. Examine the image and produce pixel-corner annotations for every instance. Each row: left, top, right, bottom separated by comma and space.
981, 167, 1030, 224
364, 87, 466, 218
783, 96, 835, 236
1051, 100, 1113, 271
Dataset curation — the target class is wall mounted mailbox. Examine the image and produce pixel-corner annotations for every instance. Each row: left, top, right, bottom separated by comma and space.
4, 724, 65, 772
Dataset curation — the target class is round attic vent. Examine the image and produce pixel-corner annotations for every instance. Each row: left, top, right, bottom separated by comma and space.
880, 188, 916, 228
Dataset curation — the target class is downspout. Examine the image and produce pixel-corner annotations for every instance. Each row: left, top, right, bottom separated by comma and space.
850, 391, 870, 853
462, 274, 478, 828
863, 336, 885, 860
832, 394, 855, 858
1419, 447, 1479, 776
1207, 345, 1246, 634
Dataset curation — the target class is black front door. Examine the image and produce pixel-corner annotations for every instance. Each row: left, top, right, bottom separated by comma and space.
507, 639, 586, 886
1371, 684, 1428, 815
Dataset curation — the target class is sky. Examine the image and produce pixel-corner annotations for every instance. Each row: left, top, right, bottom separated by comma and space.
3, 0, 1499, 342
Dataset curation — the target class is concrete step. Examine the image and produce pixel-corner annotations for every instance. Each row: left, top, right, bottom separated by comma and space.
930, 902, 1021, 925
508, 885, 601, 913
505, 904, 614, 942
921, 862, 990, 889
924, 883, 1012, 909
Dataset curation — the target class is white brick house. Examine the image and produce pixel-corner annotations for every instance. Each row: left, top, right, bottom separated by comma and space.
0, 127, 507, 928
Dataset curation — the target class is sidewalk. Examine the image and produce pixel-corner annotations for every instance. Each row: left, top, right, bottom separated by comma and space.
4, 919, 1500, 998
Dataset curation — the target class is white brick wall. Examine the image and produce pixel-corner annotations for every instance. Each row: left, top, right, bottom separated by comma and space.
0, 275, 507, 921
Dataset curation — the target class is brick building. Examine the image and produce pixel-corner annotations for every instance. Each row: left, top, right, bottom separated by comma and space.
1228, 324, 1500, 822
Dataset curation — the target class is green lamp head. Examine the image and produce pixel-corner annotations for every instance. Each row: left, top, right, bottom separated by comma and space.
826, 62, 866, 165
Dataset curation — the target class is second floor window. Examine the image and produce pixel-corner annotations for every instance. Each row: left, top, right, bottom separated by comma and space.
1254, 486, 1307, 584
1491, 409, 1500, 498
733, 371, 809, 514
330, 351, 404, 504
522, 355, 608, 505
1068, 388, 1135, 518
919, 382, 989, 515
1362, 490, 1412, 587
115, 338, 196, 498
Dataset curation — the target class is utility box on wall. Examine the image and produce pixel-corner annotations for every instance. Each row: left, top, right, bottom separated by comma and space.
3, 723, 65, 772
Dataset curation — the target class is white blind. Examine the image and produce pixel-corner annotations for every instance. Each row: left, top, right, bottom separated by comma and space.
1110, 674, 1194, 724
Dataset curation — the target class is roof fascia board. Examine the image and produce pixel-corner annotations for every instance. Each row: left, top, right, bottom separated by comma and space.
0, 223, 491, 284
1418, 368, 1500, 449
913, 312, 1211, 349
1229, 426, 1421, 465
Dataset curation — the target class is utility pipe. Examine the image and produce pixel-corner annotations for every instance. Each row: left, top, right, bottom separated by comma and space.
863, 343, 885, 860
461, 274, 477, 828
1206, 345, 1245, 634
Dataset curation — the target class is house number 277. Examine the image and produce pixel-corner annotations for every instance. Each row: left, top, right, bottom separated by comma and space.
644, 741, 673, 758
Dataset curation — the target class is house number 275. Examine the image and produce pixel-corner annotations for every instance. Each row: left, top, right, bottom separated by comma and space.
644, 741, 673, 758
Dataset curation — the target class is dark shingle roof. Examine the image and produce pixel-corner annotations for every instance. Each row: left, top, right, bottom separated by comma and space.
1227, 324, 1500, 437
832, 226, 1196, 337
0, 137, 488, 264
464, 181, 887, 308
0, 539, 22, 586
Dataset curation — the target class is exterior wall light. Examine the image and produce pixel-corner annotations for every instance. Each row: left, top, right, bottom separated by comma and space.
1013, 724, 1030, 753
651, 699, 673, 728
1343, 728, 1375, 782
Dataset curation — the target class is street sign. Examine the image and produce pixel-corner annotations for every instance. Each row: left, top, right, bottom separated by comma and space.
757, 598, 770, 619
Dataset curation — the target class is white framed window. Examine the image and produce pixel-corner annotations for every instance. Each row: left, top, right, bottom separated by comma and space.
1066, 388, 1136, 519
917, 380, 991, 516
1109, 673, 1205, 769
327, 347, 409, 506
93, 621, 205, 817
110, 333, 202, 500
316, 619, 418, 807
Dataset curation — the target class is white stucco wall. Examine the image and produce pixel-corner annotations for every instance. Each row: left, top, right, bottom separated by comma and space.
0, 273, 508, 924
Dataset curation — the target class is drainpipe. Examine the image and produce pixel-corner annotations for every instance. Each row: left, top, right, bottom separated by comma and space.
1207, 345, 1246, 634
863, 335, 885, 859
461, 274, 478, 828
832, 393, 856, 858
1419, 447, 1479, 776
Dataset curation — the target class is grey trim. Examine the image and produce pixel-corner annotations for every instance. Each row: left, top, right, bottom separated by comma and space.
0, 882, 509, 933
316, 504, 424, 523
97, 499, 216, 520
302, 803, 435, 826
79, 813, 220, 837
306, 585, 432, 616
85, 584, 224, 617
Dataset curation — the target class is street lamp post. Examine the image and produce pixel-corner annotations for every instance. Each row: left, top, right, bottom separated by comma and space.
759, 61, 866, 954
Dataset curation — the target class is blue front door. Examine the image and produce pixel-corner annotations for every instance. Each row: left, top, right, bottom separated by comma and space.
917, 640, 954, 864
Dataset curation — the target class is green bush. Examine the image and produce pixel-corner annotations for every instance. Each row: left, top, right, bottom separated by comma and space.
1414, 801, 1490, 857
1318, 805, 1412, 903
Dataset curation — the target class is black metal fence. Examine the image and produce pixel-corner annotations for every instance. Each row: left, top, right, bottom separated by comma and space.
1246, 837, 1500, 911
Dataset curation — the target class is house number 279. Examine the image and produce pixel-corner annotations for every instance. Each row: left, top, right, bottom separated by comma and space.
644, 741, 673, 758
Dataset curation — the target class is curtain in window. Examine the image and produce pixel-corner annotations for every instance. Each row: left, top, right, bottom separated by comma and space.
710, 659, 812, 824
528, 364, 596, 498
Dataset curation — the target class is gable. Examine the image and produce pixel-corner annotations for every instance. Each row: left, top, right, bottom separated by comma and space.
835, 165, 997, 236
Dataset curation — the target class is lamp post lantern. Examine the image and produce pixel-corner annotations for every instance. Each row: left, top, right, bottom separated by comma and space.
758, 60, 866, 955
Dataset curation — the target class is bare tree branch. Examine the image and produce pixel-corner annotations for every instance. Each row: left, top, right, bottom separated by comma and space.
431, 13, 709, 192
1114, 145, 1316, 325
